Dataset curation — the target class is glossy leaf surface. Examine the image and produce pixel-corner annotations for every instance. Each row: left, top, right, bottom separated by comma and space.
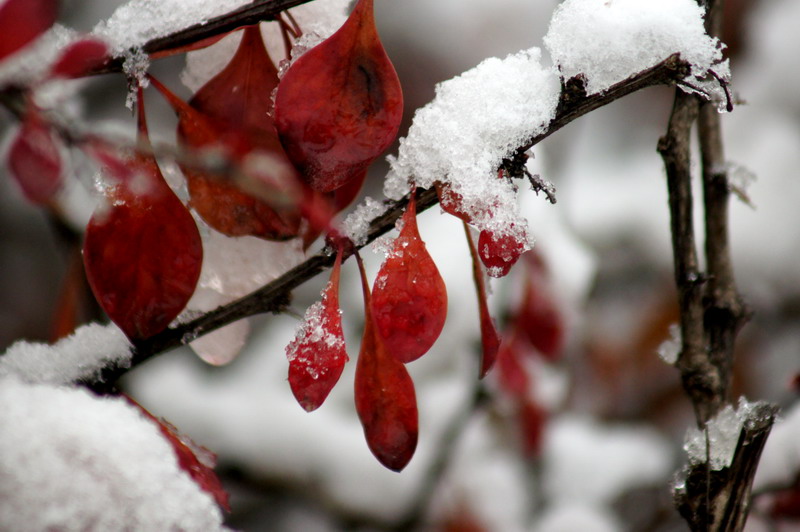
83, 92, 202, 339
371, 193, 447, 363
286, 250, 348, 411
0, 0, 57, 62
8, 110, 62, 204
355, 254, 418, 471
275, 0, 402, 192
478, 226, 527, 278
464, 223, 500, 378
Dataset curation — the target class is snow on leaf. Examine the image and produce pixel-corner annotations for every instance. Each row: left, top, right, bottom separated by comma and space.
286, 250, 348, 412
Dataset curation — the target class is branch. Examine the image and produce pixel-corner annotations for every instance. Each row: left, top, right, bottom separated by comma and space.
82, 54, 692, 393
89, 0, 317, 76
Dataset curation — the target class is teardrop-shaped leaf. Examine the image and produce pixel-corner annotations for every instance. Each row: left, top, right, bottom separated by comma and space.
127, 397, 230, 512
286, 250, 348, 411
371, 192, 447, 363
7, 109, 62, 205
149, 28, 302, 241
355, 253, 418, 471
275, 0, 403, 192
48, 37, 110, 79
0, 0, 57, 62
83, 89, 202, 340
464, 223, 500, 378
478, 225, 527, 278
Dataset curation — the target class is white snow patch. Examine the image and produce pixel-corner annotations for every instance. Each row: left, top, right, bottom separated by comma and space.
533, 502, 621, 532
0, 376, 227, 531
385, 48, 559, 240
0, 323, 131, 385
657, 323, 681, 365
341, 196, 389, 246
544, 0, 726, 96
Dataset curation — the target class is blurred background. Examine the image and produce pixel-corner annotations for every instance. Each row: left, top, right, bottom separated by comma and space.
1, 0, 799, 530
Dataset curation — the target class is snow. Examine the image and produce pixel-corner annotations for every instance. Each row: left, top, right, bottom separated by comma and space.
341, 196, 389, 246
0, 322, 131, 385
657, 323, 681, 365
385, 48, 559, 242
544, 0, 726, 96
0, 25, 79, 86
92, 0, 252, 55
684, 397, 771, 471
542, 415, 673, 503
0, 376, 227, 531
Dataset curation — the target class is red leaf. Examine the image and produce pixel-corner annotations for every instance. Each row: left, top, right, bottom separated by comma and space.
127, 397, 230, 512
0, 0, 57, 62
83, 89, 202, 339
7, 109, 62, 204
464, 223, 500, 378
496, 333, 530, 400
286, 250, 348, 411
515, 255, 564, 360
275, 0, 403, 192
435, 182, 473, 224
48, 37, 109, 79
355, 253, 418, 471
149, 28, 303, 241
478, 225, 527, 278
371, 192, 447, 363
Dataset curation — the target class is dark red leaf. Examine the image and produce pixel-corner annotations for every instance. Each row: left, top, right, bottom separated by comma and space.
478, 225, 527, 278
496, 333, 530, 400
83, 89, 202, 339
371, 192, 447, 363
48, 37, 109, 79
0, 0, 57, 62
149, 27, 303, 241
463, 223, 500, 378
126, 397, 230, 512
355, 253, 418, 471
275, 0, 403, 192
7, 109, 62, 204
516, 255, 564, 360
286, 250, 348, 411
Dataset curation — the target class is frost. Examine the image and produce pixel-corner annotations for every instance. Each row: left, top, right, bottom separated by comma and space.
684, 397, 771, 471
386, 48, 559, 239
286, 297, 345, 366
544, 0, 726, 95
0, 376, 227, 531
341, 196, 389, 246
0, 323, 131, 385
657, 323, 681, 365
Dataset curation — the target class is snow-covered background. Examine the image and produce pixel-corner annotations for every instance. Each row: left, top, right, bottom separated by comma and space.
1, 0, 799, 530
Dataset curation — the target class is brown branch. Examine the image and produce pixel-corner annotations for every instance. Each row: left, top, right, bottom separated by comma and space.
89, 0, 317, 76
83, 54, 692, 393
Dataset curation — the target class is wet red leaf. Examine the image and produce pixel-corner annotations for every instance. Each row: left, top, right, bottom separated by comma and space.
275, 0, 402, 193
0, 0, 57, 62
83, 89, 202, 340
371, 192, 447, 363
286, 250, 348, 411
478, 226, 527, 278
127, 397, 230, 512
7, 109, 62, 205
355, 253, 418, 472
48, 38, 109, 79
464, 223, 500, 378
